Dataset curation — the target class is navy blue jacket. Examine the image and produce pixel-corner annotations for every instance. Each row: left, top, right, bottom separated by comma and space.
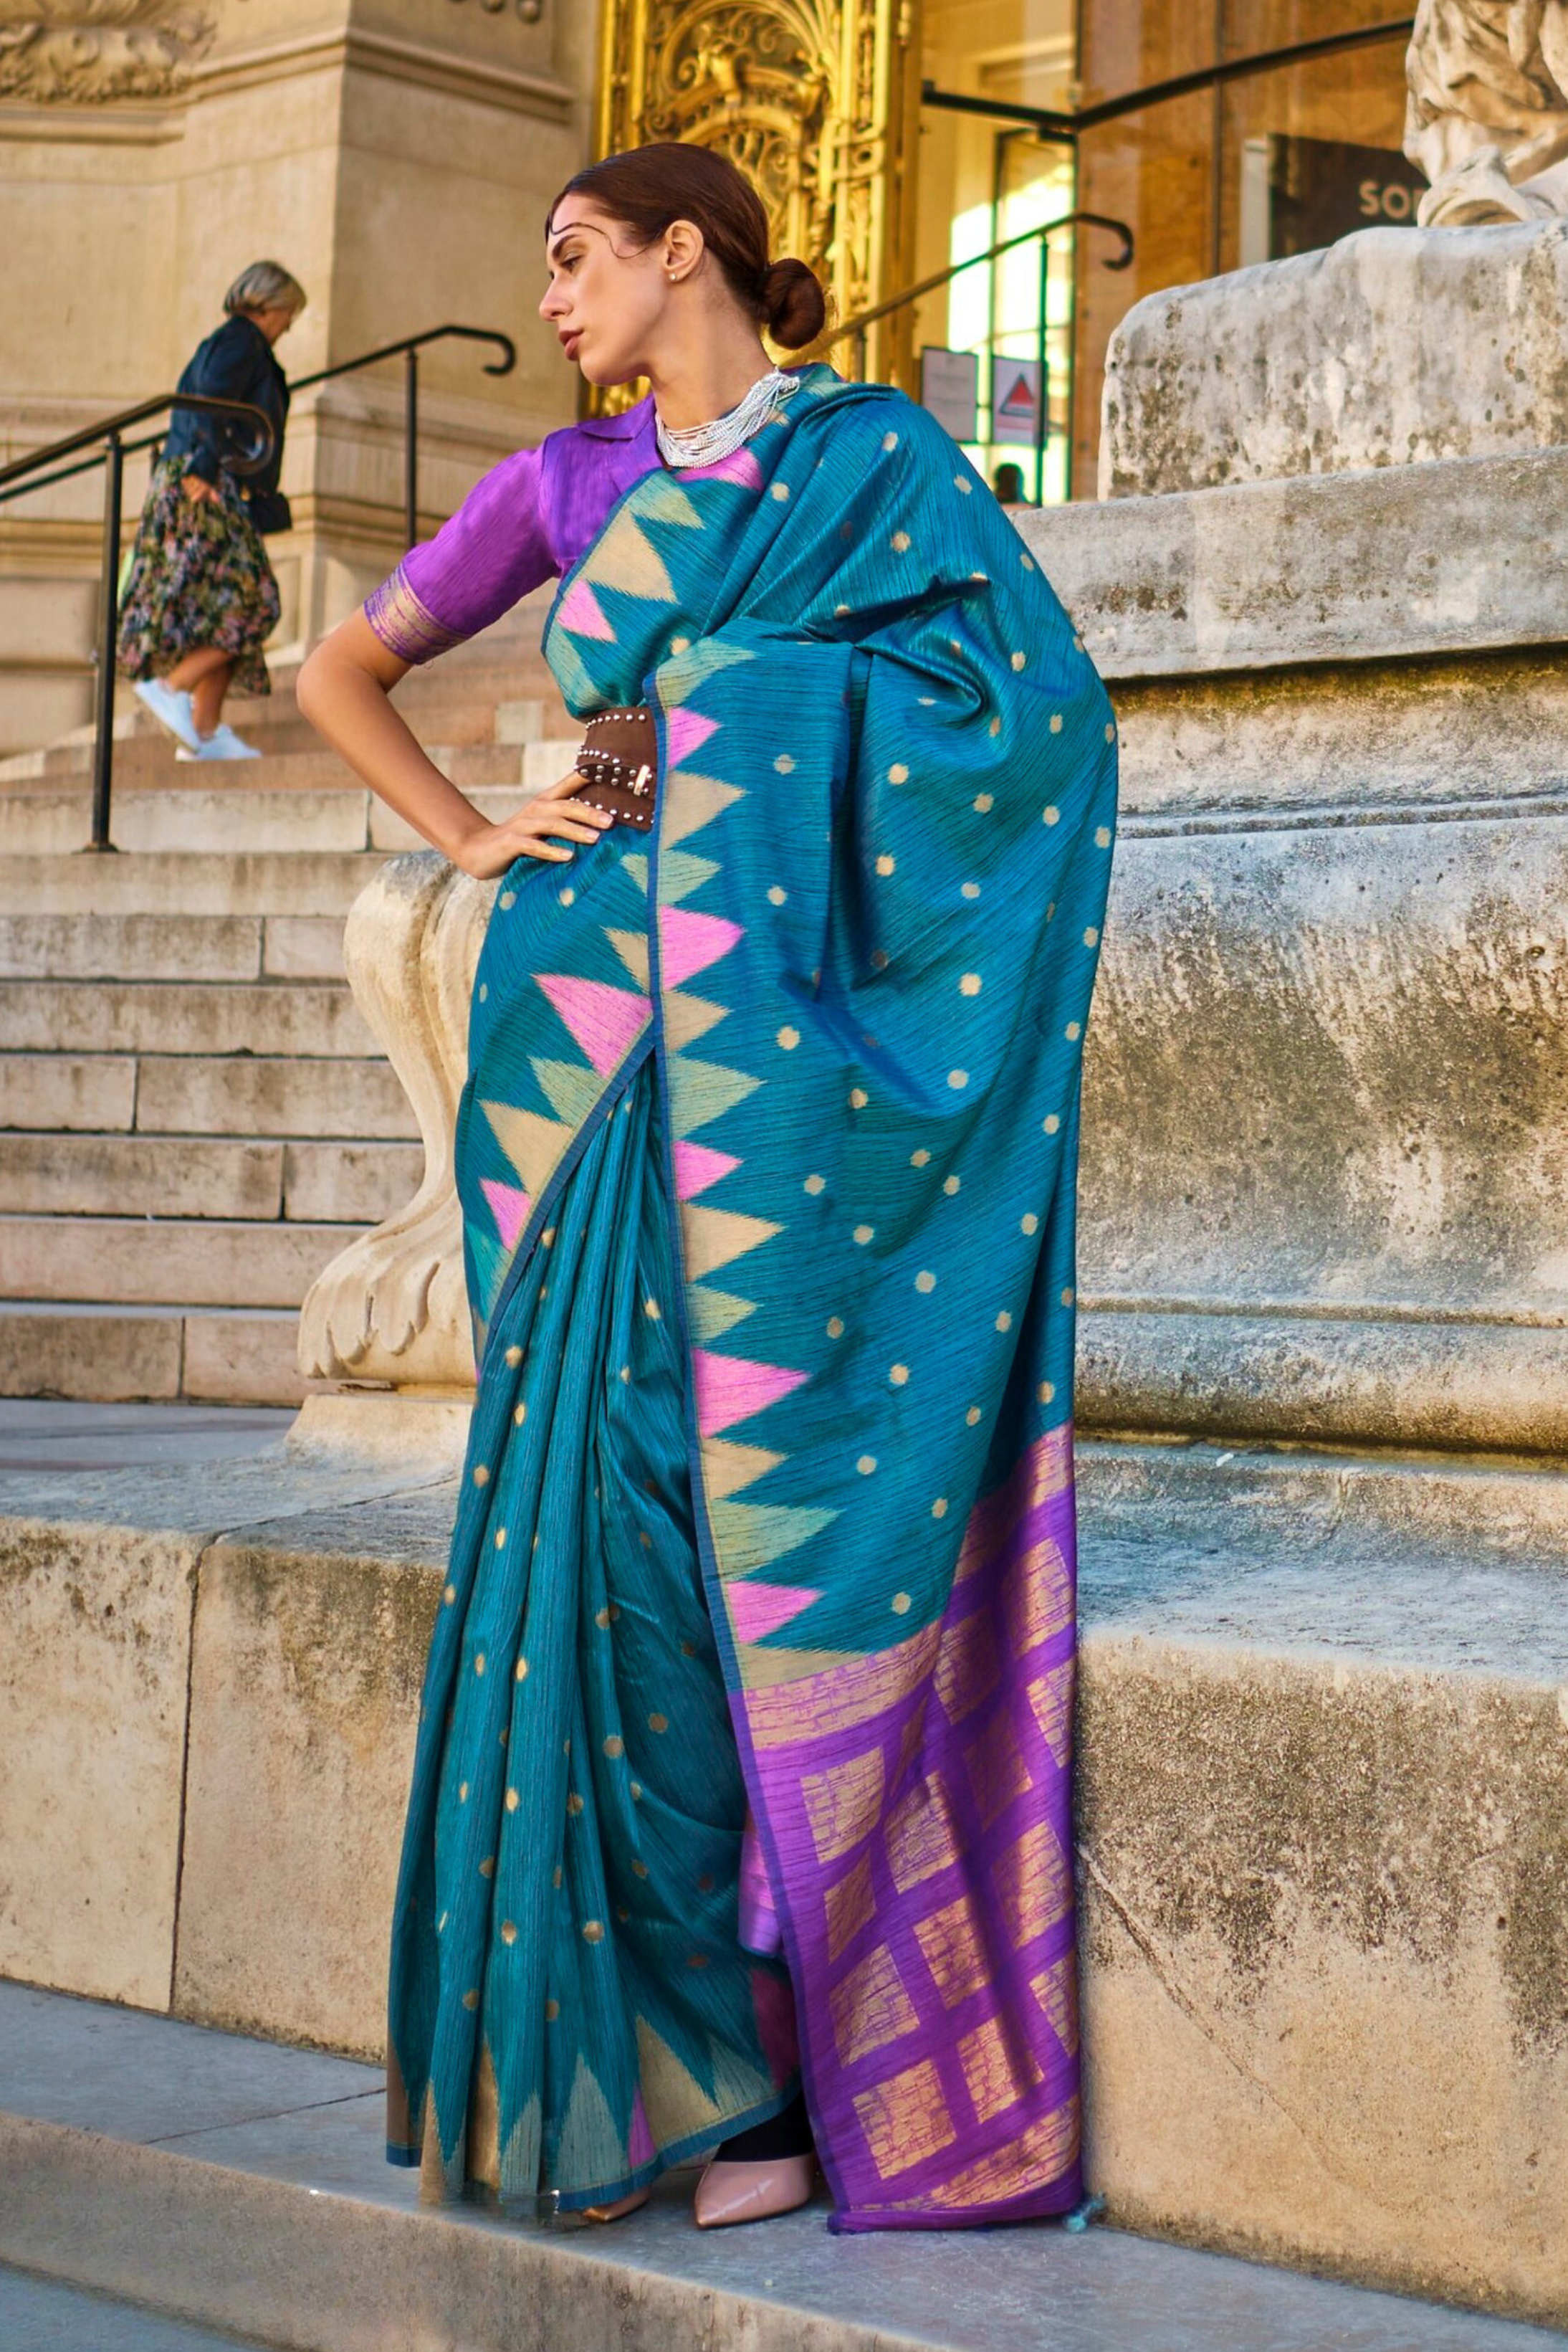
163, 315, 292, 534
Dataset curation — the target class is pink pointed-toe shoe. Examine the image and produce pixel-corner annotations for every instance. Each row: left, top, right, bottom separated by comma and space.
693, 2153, 816, 2229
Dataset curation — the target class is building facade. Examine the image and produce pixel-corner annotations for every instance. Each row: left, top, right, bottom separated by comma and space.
0, 0, 1415, 752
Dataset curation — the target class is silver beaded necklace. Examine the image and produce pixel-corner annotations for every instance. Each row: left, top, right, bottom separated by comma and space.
655, 367, 799, 470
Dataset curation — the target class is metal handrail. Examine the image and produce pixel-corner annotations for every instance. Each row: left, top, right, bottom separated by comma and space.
920, 16, 1416, 141
0, 390, 274, 503
290, 324, 517, 551
0, 393, 276, 852
823, 212, 1134, 504
0, 323, 516, 852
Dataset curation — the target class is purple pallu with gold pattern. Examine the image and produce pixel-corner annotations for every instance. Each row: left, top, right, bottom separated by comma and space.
392, 363, 1117, 2228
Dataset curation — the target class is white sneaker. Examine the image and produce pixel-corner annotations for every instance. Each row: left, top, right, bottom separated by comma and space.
176, 723, 262, 761
133, 677, 202, 753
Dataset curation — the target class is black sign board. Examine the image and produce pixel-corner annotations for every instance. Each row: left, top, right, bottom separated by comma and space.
1265, 135, 1428, 259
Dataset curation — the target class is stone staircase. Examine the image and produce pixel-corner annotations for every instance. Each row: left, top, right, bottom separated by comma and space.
0, 589, 579, 1408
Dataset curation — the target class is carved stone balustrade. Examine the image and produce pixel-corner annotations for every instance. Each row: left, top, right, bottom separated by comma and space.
297, 853, 493, 1396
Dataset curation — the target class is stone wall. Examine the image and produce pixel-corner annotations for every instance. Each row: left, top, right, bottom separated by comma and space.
0, 0, 598, 755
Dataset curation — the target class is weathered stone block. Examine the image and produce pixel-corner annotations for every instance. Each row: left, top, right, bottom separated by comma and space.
263, 919, 347, 981
1100, 218, 1568, 497
0, 1216, 356, 1309
0, 1135, 285, 1222
135, 1056, 417, 1143
0, 915, 262, 984
1027, 448, 1568, 680
282, 1141, 425, 1225
1076, 1440, 1568, 2328
0, 1054, 136, 1134
181, 1313, 305, 1409
173, 1523, 447, 2055
1069, 781, 1568, 1454
0, 1308, 183, 1404
0, 1515, 198, 2006
0, 852, 381, 921
0, 981, 373, 1061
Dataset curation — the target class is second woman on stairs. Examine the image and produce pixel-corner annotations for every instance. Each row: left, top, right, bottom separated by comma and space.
118, 260, 304, 764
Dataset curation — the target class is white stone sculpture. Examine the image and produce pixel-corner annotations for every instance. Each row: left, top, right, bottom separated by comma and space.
297, 852, 494, 1394
1406, 0, 1568, 222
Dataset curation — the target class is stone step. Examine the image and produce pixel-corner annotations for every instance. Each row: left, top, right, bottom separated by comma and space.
0, 1052, 138, 1133
0, 981, 374, 1058
0, 1214, 358, 1307
1, 1434, 1564, 2323
0, 682, 558, 788
0, 783, 371, 856
1, 1984, 1554, 2352
282, 1138, 422, 1224
525, 733, 593, 791
131, 1054, 418, 1139
257, 918, 345, 981
0, 1303, 302, 1406
0, 913, 267, 984
0, 1133, 420, 1223
0, 850, 384, 919
0, 783, 535, 858
0, 2264, 283, 2352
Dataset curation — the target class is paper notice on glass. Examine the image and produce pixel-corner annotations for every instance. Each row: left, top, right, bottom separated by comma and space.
920, 346, 980, 443
993, 359, 1043, 446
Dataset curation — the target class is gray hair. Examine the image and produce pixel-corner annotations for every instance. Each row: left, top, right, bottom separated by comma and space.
223, 261, 307, 320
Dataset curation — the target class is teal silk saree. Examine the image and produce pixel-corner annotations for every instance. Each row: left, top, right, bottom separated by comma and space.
387, 366, 1117, 2230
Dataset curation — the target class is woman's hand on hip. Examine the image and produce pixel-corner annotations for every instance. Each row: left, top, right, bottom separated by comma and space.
181, 475, 223, 507
453, 771, 613, 879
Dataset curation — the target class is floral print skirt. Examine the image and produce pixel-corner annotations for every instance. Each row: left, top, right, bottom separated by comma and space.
115, 458, 280, 697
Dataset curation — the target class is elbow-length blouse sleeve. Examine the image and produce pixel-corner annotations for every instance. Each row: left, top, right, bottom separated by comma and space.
363, 444, 554, 664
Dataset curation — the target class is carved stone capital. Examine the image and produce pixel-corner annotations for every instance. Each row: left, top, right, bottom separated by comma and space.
297, 852, 493, 1394
0, 0, 214, 101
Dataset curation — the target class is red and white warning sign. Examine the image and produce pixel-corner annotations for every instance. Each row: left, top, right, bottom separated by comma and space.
993, 358, 1043, 446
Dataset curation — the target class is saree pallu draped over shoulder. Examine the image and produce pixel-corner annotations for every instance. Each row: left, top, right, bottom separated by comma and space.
386, 366, 1117, 2231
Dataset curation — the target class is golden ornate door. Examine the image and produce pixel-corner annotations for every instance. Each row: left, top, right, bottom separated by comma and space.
594, 1, 923, 387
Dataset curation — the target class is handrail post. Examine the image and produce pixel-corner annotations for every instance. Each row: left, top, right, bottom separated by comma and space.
1036, 230, 1050, 506
89, 430, 124, 854
405, 346, 419, 552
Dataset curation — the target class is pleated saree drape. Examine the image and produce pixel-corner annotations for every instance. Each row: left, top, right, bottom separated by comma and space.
387, 365, 1117, 2230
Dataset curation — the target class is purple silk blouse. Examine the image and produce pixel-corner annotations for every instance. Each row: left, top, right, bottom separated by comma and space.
364, 397, 661, 663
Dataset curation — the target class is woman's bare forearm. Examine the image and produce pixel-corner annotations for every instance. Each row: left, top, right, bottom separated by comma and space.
296, 613, 494, 870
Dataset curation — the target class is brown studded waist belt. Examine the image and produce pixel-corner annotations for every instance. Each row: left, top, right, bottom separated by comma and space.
565, 704, 658, 832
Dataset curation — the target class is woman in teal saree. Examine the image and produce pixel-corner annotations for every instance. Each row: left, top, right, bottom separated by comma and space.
299, 141, 1116, 2235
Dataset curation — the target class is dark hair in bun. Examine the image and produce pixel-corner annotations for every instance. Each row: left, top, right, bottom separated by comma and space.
550, 143, 827, 350
761, 256, 827, 350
